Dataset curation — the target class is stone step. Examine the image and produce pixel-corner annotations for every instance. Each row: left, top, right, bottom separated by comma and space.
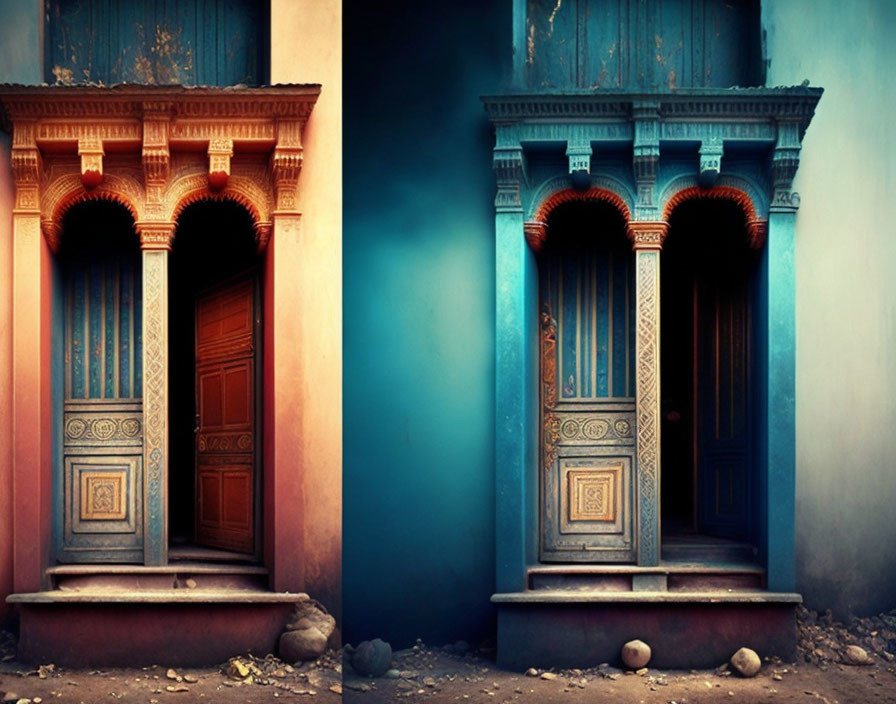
47, 563, 269, 591
493, 589, 801, 669
528, 564, 766, 592
7, 587, 306, 666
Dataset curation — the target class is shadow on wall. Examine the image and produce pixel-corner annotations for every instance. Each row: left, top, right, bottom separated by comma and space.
342, 0, 511, 648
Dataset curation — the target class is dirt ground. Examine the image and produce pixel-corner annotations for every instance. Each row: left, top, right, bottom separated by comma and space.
342, 645, 896, 704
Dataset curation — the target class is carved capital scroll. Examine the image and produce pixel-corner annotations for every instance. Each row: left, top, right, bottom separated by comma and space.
524, 220, 547, 253
136, 221, 175, 251
626, 221, 669, 251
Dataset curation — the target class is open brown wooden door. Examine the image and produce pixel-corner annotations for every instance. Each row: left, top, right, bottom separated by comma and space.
194, 278, 258, 554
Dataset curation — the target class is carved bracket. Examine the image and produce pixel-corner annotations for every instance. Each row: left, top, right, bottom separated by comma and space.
566, 140, 592, 184
626, 221, 669, 251
208, 138, 234, 191
632, 101, 660, 220
78, 136, 104, 189
699, 137, 724, 188
493, 145, 525, 211
771, 121, 802, 211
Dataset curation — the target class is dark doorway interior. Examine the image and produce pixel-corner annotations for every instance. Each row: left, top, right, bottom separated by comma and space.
661, 199, 759, 557
168, 199, 260, 558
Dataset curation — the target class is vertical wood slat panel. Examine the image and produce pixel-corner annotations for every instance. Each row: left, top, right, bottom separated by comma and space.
65, 253, 141, 400
542, 246, 635, 400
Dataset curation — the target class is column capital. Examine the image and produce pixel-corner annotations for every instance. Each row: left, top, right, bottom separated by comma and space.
626, 221, 669, 251
136, 221, 176, 251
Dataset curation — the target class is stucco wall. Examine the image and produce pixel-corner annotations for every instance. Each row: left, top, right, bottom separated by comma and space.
764, 0, 896, 618
269, 0, 343, 622
342, 0, 509, 647
0, 0, 42, 627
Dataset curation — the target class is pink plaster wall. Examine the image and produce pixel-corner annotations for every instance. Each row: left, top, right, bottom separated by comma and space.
269, 0, 342, 623
0, 136, 15, 625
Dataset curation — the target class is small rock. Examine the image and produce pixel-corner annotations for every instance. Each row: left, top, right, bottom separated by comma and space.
165, 669, 179, 681
227, 660, 250, 679
164, 685, 189, 693
384, 668, 400, 679
352, 638, 393, 677
621, 640, 652, 670
2, 694, 18, 704
329, 684, 342, 694
773, 673, 783, 681
843, 645, 873, 666
14, 699, 30, 704
422, 676, 437, 687
525, 668, 539, 677
184, 578, 197, 589
636, 667, 648, 676
730, 647, 761, 677
182, 675, 198, 684
280, 627, 328, 662
540, 672, 557, 680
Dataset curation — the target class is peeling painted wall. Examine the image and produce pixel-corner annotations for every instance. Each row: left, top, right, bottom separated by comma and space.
764, 0, 896, 619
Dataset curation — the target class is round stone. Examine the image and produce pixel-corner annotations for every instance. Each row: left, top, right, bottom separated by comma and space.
352, 638, 393, 677
730, 647, 761, 677
621, 639, 651, 669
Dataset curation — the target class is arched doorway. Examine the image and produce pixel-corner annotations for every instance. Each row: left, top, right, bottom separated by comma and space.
537, 198, 637, 563
169, 199, 263, 560
57, 200, 143, 562
661, 197, 760, 560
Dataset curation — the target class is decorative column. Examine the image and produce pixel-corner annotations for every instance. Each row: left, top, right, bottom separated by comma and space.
627, 221, 668, 567
11, 120, 50, 592
764, 120, 802, 592
493, 133, 531, 593
136, 222, 174, 566
268, 119, 305, 591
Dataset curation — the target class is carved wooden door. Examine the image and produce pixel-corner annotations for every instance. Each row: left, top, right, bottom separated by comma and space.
539, 241, 637, 562
695, 274, 752, 540
194, 278, 258, 554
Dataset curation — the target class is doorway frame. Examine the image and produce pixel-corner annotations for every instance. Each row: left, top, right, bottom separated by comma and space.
485, 89, 821, 595
2, 85, 319, 589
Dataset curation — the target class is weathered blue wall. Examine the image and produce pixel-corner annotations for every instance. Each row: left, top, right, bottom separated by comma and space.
763, 0, 896, 619
342, 0, 509, 647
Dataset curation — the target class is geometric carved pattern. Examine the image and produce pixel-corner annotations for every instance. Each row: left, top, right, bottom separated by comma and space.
64, 415, 143, 444
142, 249, 167, 565
568, 467, 618, 522
541, 309, 559, 472
557, 414, 634, 443
197, 433, 254, 452
634, 247, 662, 565
80, 471, 127, 521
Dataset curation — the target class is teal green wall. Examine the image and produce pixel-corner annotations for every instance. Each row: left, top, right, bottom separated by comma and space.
342, 1, 509, 647
764, 0, 896, 618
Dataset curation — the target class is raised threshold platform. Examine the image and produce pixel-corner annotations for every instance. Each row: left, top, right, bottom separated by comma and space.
8, 564, 305, 666
495, 560, 800, 670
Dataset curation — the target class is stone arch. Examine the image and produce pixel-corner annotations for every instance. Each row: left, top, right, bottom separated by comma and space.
660, 176, 768, 250
168, 171, 271, 227
42, 172, 143, 252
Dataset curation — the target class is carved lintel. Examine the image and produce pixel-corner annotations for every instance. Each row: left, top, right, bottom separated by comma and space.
747, 219, 768, 250
699, 138, 724, 188
626, 221, 669, 251
136, 221, 176, 251
524, 220, 547, 253
78, 136, 104, 189
207, 137, 234, 191
254, 221, 273, 253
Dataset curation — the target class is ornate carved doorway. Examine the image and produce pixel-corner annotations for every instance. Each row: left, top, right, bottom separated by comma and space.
538, 199, 637, 562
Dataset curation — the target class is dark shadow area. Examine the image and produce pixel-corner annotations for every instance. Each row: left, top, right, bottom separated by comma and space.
661, 198, 759, 551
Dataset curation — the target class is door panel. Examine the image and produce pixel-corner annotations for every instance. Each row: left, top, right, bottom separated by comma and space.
195, 279, 257, 554
540, 243, 637, 562
696, 276, 752, 539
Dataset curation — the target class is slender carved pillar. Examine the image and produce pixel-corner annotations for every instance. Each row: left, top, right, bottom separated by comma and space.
627, 221, 668, 566
137, 222, 174, 566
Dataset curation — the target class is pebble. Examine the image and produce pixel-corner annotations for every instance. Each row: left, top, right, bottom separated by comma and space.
525, 668, 538, 677
540, 672, 557, 680
843, 645, 873, 666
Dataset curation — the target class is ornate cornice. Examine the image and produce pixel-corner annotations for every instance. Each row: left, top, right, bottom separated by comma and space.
0, 85, 317, 252
483, 87, 822, 128
626, 221, 669, 251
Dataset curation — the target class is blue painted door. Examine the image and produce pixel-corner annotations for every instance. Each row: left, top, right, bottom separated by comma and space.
538, 202, 637, 562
